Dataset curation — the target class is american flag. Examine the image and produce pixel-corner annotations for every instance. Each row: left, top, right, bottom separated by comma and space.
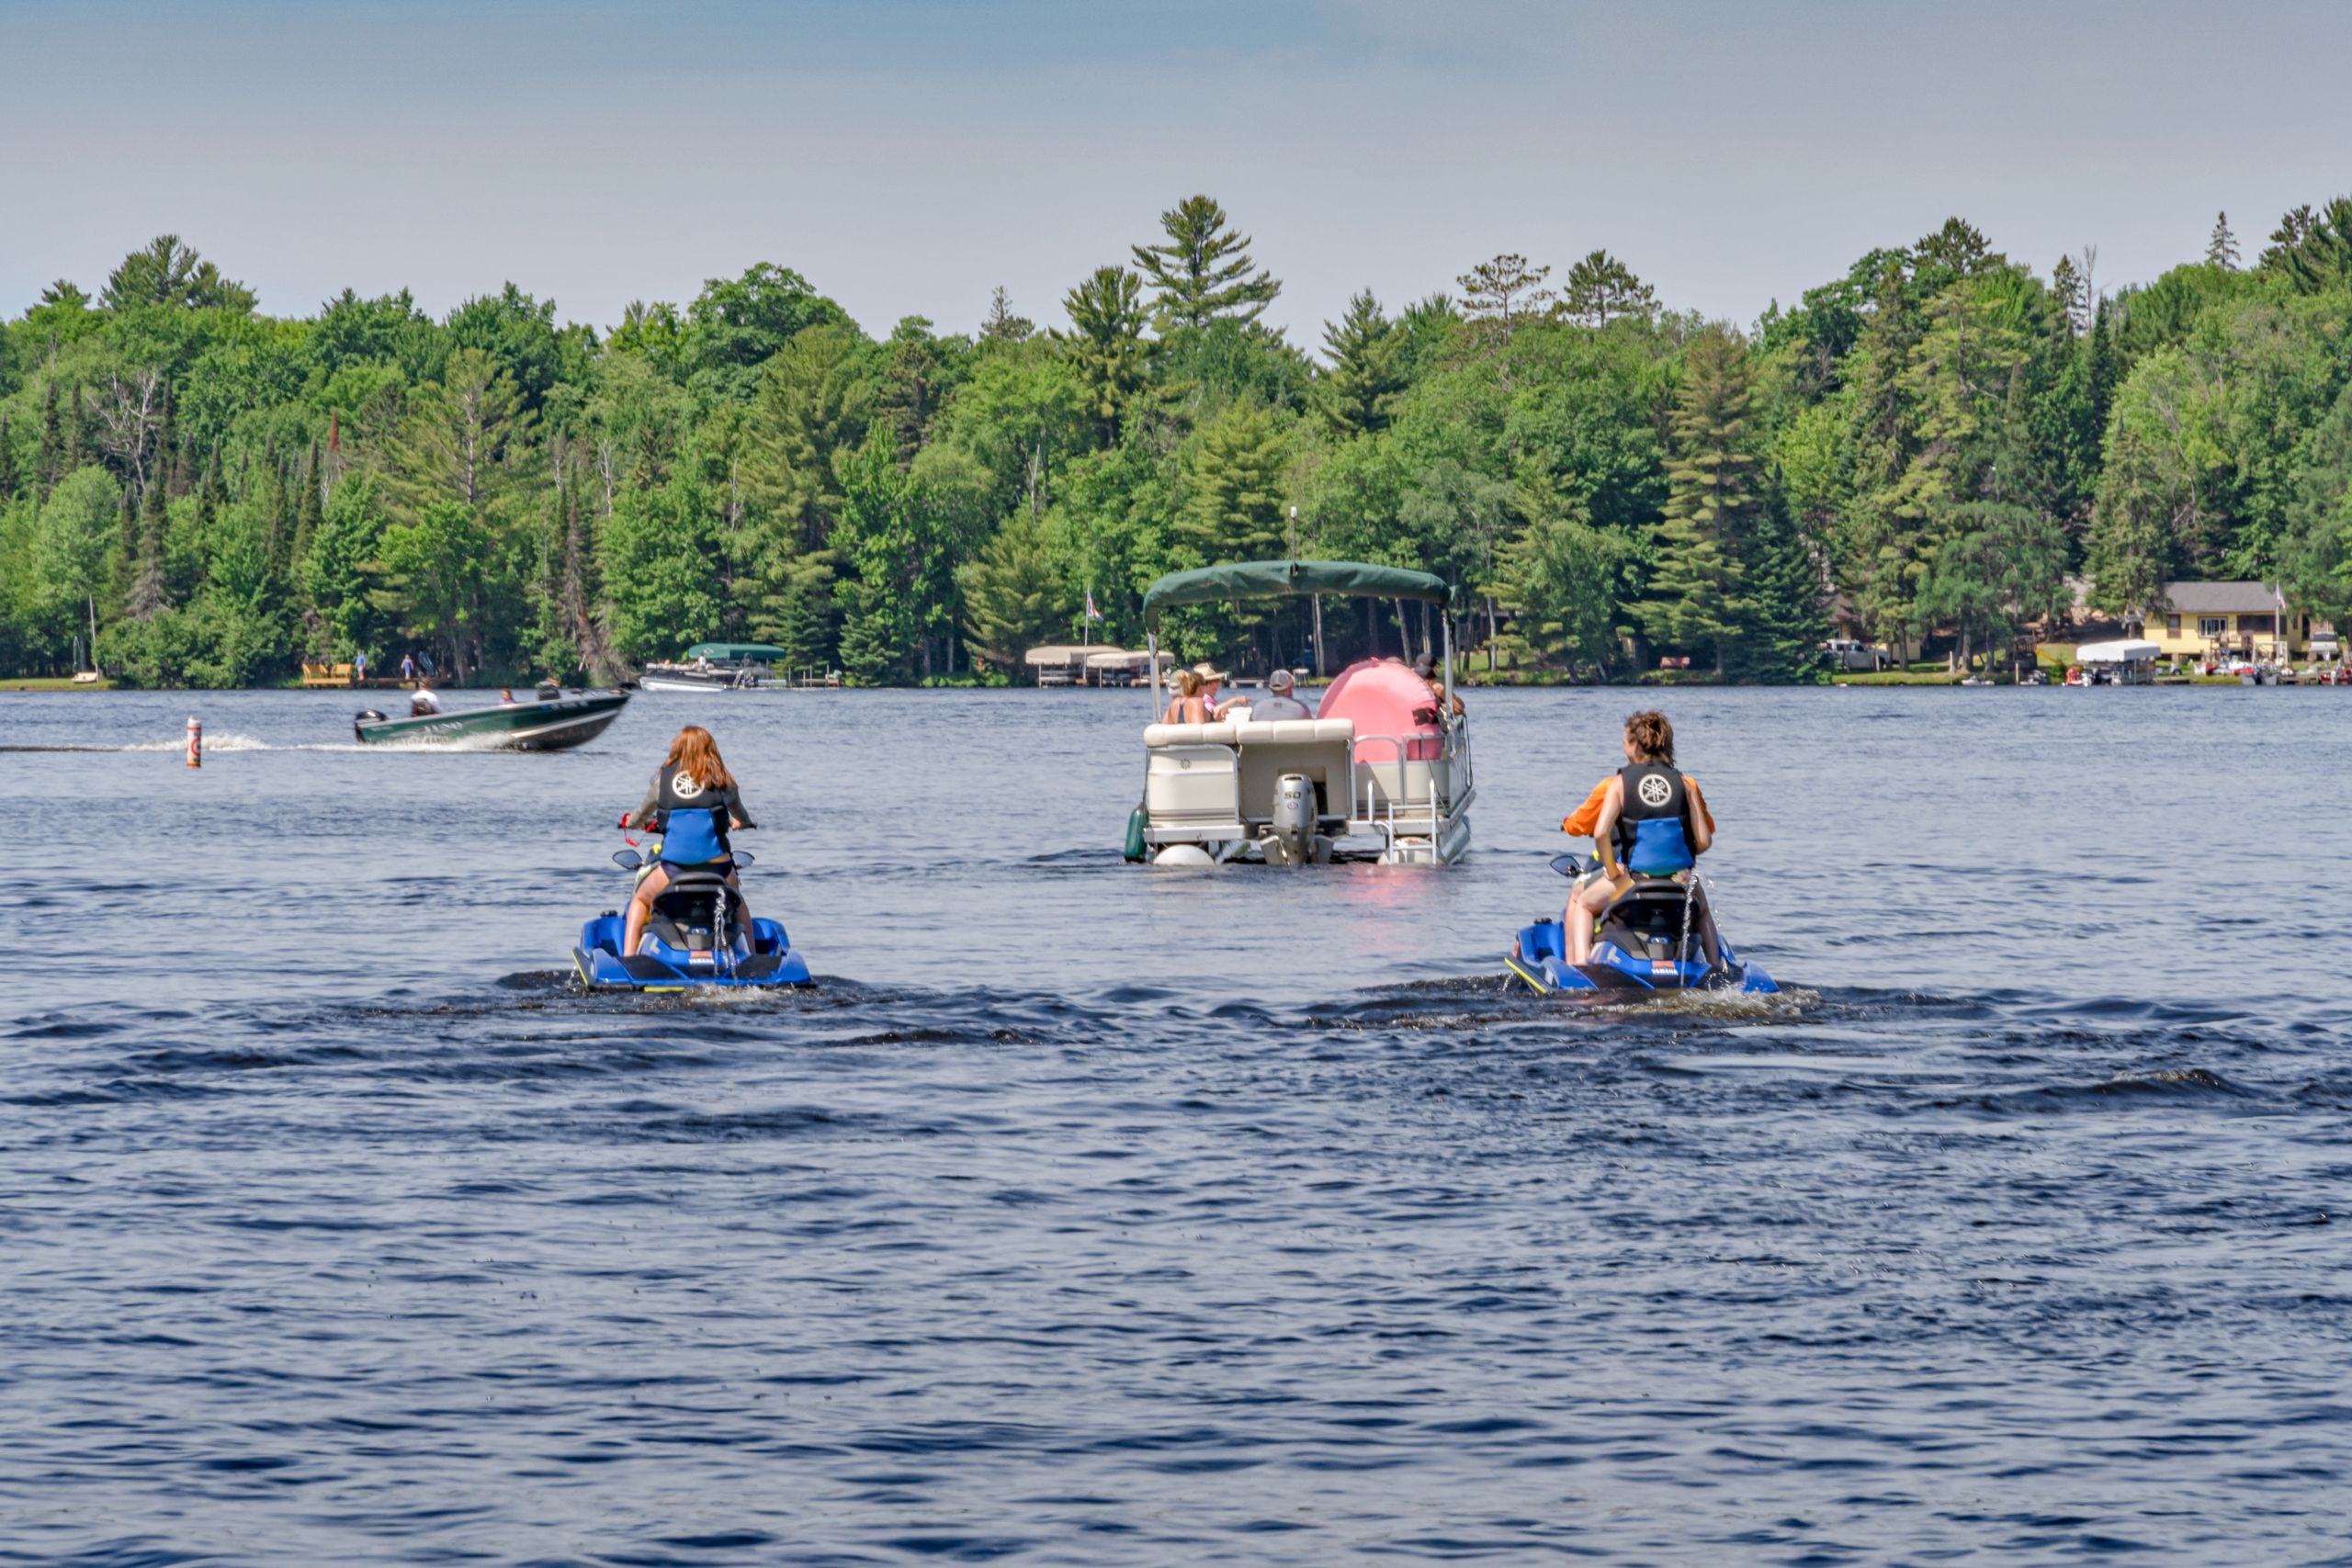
1085, 589, 1102, 623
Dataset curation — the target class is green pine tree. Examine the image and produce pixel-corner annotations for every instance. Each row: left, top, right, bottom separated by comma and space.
0, 415, 16, 501
149, 379, 178, 501
1637, 325, 1759, 676
2206, 211, 2240, 270
2259, 198, 2352, 292
828, 430, 920, 685
1455, 254, 1554, 342
751, 552, 839, 672
1177, 403, 1287, 567
1727, 489, 1826, 682
1317, 290, 1404, 438
957, 509, 1063, 672
130, 468, 169, 619
63, 383, 86, 472
1056, 265, 1151, 446
107, 485, 138, 615
979, 286, 1034, 344
1560, 250, 1657, 326
282, 444, 322, 620
1130, 195, 1279, 331
36, 381, 62, 501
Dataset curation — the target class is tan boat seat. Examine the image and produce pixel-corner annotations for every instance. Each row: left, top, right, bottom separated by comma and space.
1235, 718, 1355, 821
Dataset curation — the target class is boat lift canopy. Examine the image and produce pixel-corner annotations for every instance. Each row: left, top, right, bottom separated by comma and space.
1142, 559, 1451, 622
683, 643, 789, 662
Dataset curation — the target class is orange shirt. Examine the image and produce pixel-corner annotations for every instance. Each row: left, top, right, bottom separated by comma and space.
1561, 774, 1714, 838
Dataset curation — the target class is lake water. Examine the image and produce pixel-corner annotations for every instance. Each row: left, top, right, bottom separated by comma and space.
2, 684, 2348, 1565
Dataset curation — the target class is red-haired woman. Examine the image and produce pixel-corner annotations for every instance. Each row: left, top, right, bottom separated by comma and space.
621, 725, 757, 956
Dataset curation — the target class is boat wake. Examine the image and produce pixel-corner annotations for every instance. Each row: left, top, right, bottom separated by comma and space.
0, 730, 274, 753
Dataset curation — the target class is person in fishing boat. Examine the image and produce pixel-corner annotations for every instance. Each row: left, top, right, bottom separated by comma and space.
1566, 709, 1719, 966
620, 725, 758, 958
408, 685, 442, 716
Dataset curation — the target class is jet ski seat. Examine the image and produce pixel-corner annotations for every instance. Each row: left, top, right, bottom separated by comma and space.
1594, 879, 1708, 962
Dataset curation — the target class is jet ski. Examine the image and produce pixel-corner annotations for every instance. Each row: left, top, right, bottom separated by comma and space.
573, 844, 810, 991
1505, 854, 1775, 996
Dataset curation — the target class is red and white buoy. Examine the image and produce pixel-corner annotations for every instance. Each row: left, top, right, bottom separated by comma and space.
186, 716, 202, 770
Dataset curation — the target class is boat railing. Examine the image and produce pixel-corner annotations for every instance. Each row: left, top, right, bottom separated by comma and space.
1351, 733, 1441, 844
1351, 715, 1472, 845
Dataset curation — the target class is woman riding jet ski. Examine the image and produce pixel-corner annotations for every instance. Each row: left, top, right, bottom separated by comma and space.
1506, 710, 1774, 995
573, 725, 809, 989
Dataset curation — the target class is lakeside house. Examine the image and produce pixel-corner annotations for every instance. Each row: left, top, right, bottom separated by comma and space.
2141, 581, 2338, 662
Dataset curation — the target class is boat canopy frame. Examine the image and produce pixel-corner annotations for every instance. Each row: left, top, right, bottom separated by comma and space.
1141, 558, 1455, 715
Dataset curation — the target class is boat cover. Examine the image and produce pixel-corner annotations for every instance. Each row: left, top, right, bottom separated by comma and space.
1143, 559, 1451, 618
682, 643, 788, 662
1316, 659, 1443, 760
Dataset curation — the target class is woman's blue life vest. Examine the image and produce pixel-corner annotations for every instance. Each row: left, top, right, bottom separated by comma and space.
651, 764, 731, 865
1613, 761, 1697, 877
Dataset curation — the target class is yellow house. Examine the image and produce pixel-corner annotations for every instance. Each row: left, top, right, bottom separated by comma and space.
2144, 581, 2329, 661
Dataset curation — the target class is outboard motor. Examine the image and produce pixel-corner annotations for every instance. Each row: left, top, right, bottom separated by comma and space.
1267, 772, 1315, 865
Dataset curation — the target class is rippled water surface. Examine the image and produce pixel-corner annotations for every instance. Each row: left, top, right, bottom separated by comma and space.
3, 685, 2348, 1565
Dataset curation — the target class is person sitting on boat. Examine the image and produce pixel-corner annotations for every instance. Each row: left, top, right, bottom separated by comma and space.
1192, 663, 1245, 720
1411, 656, 1465, 718
1567, 710, 1717, 966
408, 686, 442, 716
620, 725, 757, 958
498, 689, 516, 705
1248, 667, 1313, 722
1160, 668, 1208, 725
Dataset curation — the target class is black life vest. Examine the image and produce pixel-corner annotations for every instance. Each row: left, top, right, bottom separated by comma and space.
652, 766, 730, 863
1614, 761, 1696, 876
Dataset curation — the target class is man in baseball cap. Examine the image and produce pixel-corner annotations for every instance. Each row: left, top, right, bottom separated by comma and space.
1249, 667, 1313, 721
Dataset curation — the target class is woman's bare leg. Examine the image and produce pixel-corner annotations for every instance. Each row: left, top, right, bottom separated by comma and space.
1566, 874, 1620, 964
622, 863, 670, 955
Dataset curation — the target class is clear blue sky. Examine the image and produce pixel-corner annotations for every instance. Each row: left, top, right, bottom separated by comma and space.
6, 0, 2347, 344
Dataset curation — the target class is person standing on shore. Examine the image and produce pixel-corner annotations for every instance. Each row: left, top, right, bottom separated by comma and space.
354, 649, 368, 684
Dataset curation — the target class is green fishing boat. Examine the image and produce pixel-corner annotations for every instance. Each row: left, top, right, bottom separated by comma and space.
351, 689, 630, 750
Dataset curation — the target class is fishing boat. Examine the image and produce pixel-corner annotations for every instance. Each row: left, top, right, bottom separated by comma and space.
352, 689, 629, 750
1126, 559, 1474, 867
639, 642, 784, 692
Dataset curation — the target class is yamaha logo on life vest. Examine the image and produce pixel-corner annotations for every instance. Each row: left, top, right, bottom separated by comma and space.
670, 771, 706, 800
1637, 773, 1674, 807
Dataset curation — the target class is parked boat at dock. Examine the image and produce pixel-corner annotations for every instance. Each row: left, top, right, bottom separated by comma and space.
639, 642, 786, 693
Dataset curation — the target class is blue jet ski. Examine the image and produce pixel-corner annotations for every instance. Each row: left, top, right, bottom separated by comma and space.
573, 845, 810, 991
1506, 854, 1775, 996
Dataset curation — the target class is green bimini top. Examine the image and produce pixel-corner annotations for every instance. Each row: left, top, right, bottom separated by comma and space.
682, 643, 789, 662
1141, 559, 1452, 620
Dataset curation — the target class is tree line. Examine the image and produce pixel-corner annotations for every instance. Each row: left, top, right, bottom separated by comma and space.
6, 198, 2352, 687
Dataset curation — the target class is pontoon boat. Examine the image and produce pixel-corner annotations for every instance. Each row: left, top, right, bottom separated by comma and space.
1127, 560, 1474, 866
